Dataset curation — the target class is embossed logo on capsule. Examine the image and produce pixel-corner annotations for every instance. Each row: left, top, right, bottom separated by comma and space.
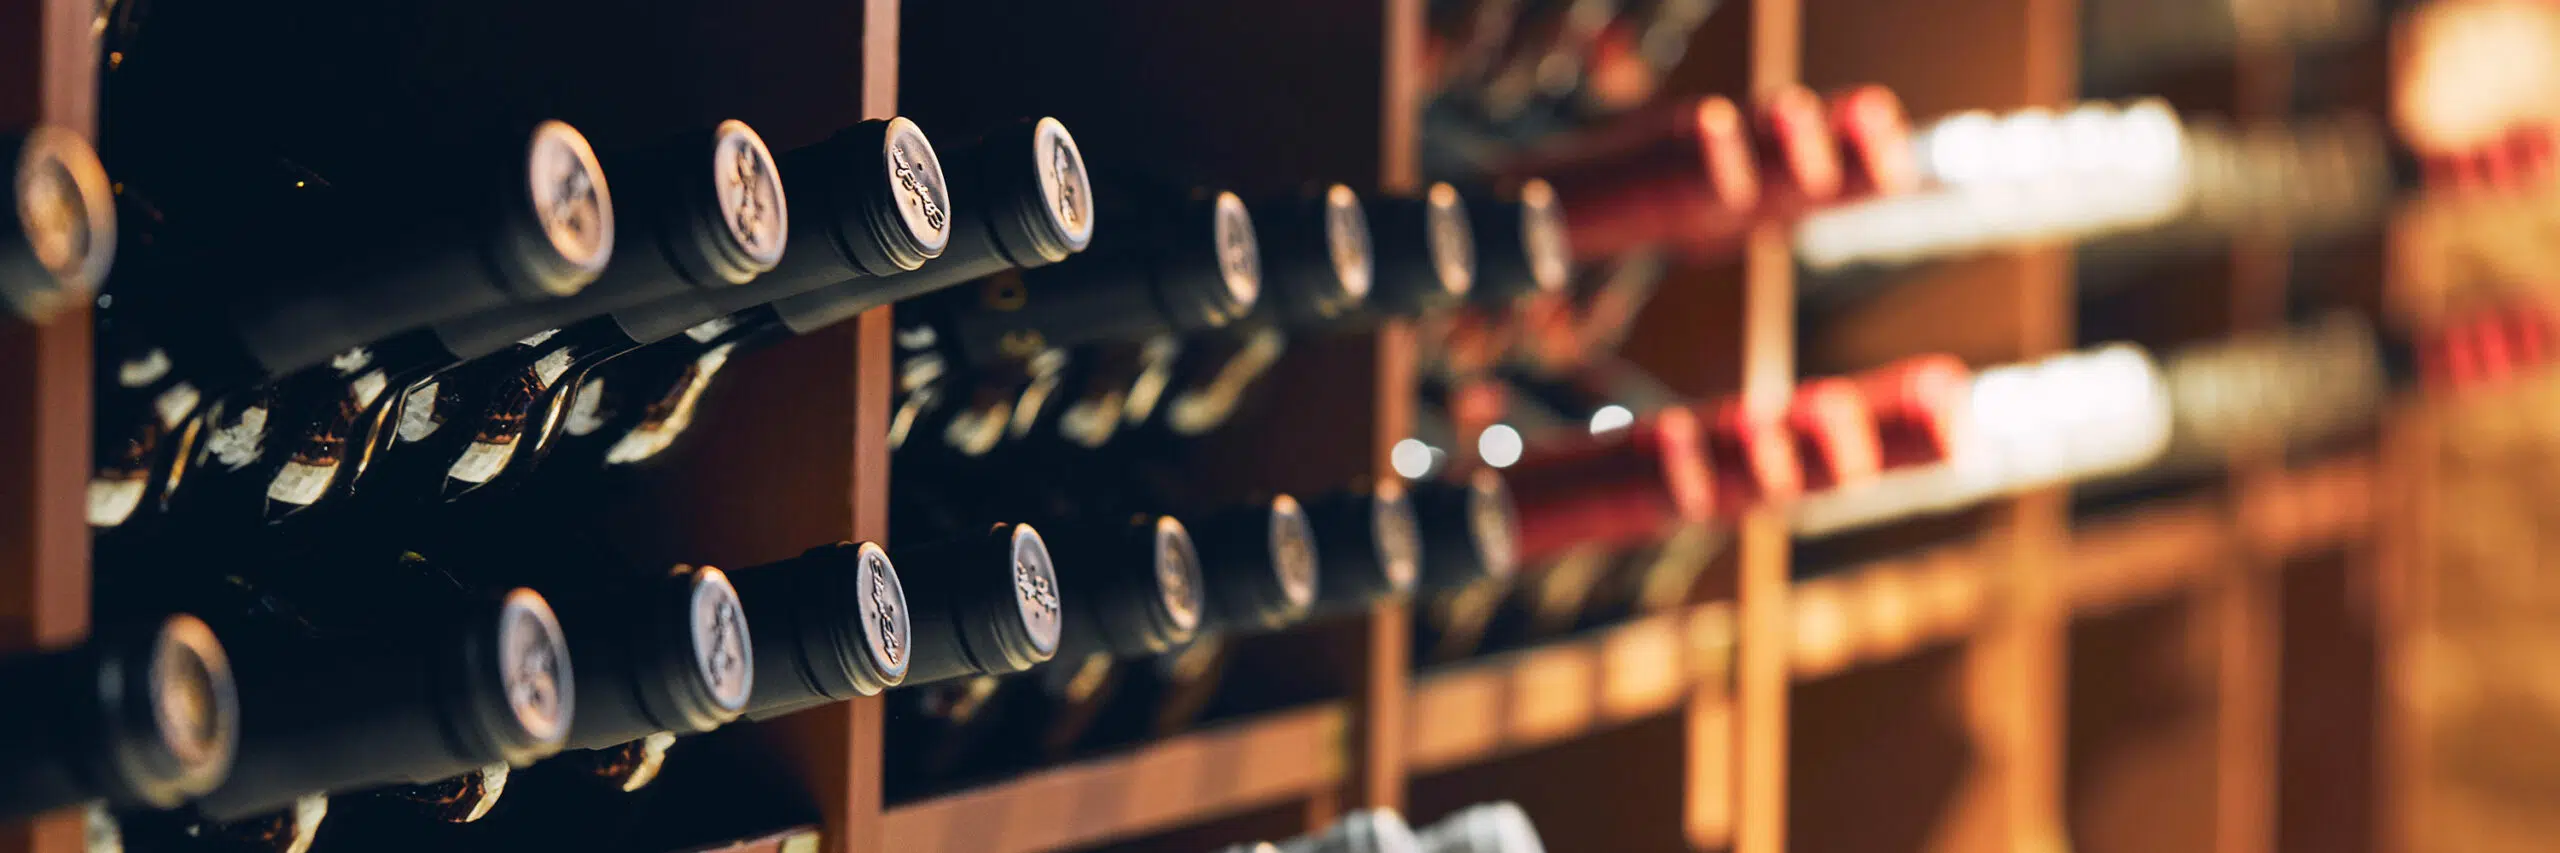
151, 621, 229, 770
864, 548, 907, 671
1518, 179, 1570, 293
1010, 527, 1064, 655
891, 145, 946, 234
691, 571, 753, 710
528, 125, 611, 274
1323, 185, 1375, 302
1211, 193, 1262, 313
1269, 496, 1319, 609
713, 124, 786, 267
498, 601, 570, 741
1154, 518, 1205, 636
1033, 119, 1095, 250
1424, 183, 1477, 297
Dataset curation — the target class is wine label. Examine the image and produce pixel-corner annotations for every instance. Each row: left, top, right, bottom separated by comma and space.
200, 402, 270, 472
396, 381, 443, 443
1151, 516, 1206, 639
1008, 525, 1065, 658
1268, 495, 1321, 613
1370, 482, 1423, 594
116, 348, 172, 388
882, 117, 954, 255
1211, 192, 1264, 314
1323, 183, 1376, 301
1516, 178, 1571, 293
688, 568, 755, 714
1033, 117, 1097, 251
1424, 182, 1478, 298
1466, 469, 1522, 582
525, 121, 615, 289
711, 121, 789, 271
264, 459, 336, 508
854, 542, 913, 684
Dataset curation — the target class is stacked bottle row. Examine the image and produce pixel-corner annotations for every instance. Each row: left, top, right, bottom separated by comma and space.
1400, 297, 2560, 660
13, 459, 1539, 845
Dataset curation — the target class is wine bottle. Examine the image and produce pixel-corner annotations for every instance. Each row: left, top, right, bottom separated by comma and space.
905, 186, 1260, 370
1463, 178, 1573, 307
886, 514, 1203, 796
186, 586, 573, 823
1298, 479, 1426, 616
726, 542, 910, 719
1500, 94, 1760, 261
89, 121, 618, 532
358, 117, 947, 502
2, 127, 116, 322
733, 528, 1063, 720
1367, 183, 1479, 320
554, 117, 1094, 469
1070, 496, 1319, 752
0, 615, 238, 821
1145, 183, 1374, 441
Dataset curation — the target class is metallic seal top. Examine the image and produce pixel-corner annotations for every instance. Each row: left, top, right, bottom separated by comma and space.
126, 614, 238, 806
882, 117, 956, 261
1007, 524, 1065, 660
5, 127, 115, 321
520, 121, 615, 295
1268, 494, 1322, 614
1323, 184, 1376, 301
1211, 191, 1265, 316
1370, 479, 1423, 595
1153, 515, 1208, 639
1032, 117, 1097, 254
685, 567, 755, 714
1515, 179, 1570, 294
706, 120, 789, 277
1422, 183, 1477, 298
490, 588, 574, 757
853, 541, 912, 684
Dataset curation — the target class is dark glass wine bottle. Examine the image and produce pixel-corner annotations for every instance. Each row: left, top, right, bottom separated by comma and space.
0, 615, 238, 822
187, 586, 573, 824
1299, 479, 1426, 616
1144, 184, 1372, 441
1366, 182, 1478, 320
1073, 496, 1318, 752
885, 514, 1202, 797
90, 120, 618, 533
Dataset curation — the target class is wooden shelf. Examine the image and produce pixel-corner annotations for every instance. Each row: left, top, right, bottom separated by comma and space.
878, 705, 1349, 853
1407, 604, 1738, 775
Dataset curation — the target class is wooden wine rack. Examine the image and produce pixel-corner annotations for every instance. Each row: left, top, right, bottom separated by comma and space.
0, 1, 2410, 852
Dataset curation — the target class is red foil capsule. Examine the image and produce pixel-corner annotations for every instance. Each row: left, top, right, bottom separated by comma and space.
1701, 400, 1803, 515
1827, 84, 1921, 202
1856, 353, 1972, 471
1508, 95, 1763, 261
1502, 407, 1716, 561
1750, 85, 1848, 220
1785, 378, 1884, 493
